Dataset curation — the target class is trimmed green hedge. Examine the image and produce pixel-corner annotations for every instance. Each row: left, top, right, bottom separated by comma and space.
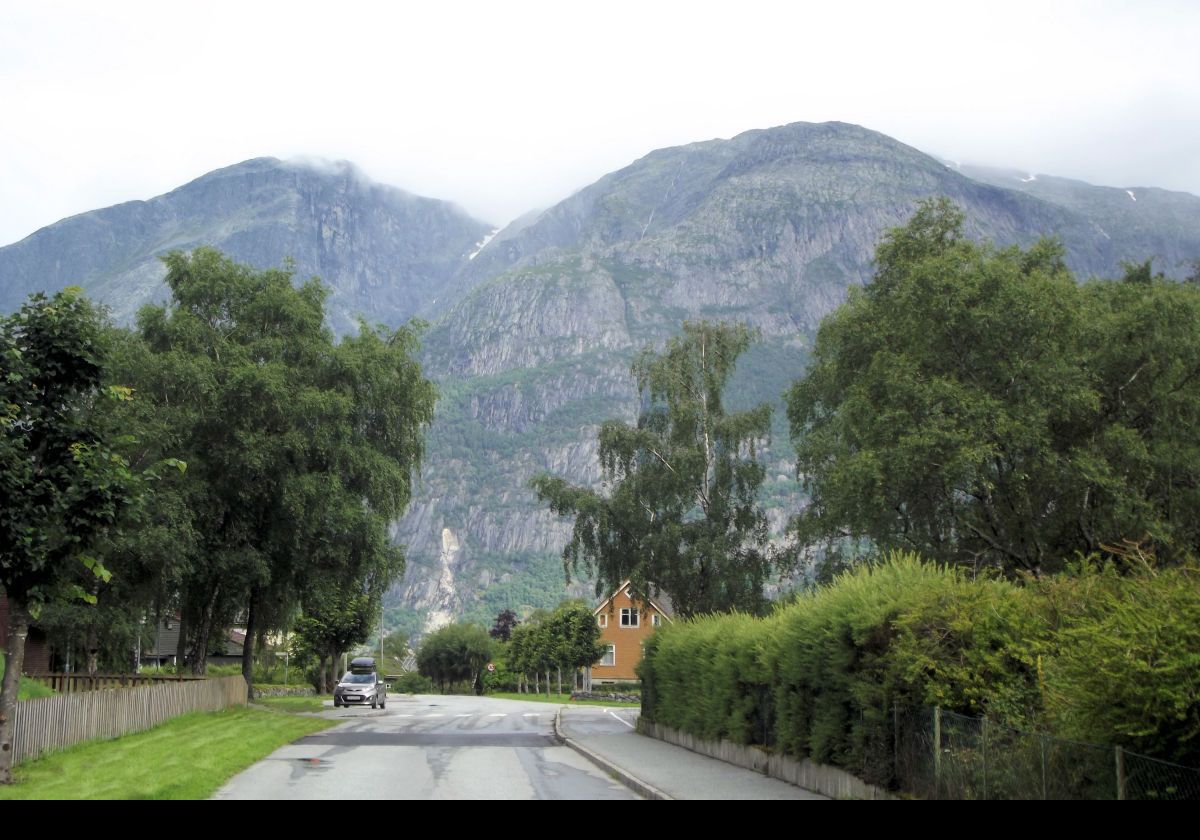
639, 552, 1200, 786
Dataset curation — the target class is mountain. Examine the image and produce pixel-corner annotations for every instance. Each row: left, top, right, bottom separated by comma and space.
951, 162, 1200, 276
392, 122, 1200, 635
4, 122, 1199, 636
0, 158, 493, 334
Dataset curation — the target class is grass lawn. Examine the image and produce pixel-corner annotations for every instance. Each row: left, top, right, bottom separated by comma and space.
253, 695, 329, 714
0, 706, 336, 800
0, 653, 56, 700
487, 691, 641, 708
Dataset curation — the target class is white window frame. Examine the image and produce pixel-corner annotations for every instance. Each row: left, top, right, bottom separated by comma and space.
598, 644, 616, 667
620, 607, 640, 628
651, 613, 661, 627
597, 613, 608, 628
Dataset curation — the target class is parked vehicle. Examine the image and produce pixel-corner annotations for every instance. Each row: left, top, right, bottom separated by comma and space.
333, 657, 387, 709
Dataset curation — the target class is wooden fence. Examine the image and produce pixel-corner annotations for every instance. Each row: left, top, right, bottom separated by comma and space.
28, 672, 208, 693
12, 675, 248, 766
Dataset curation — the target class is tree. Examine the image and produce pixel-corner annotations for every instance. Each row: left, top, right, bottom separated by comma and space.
489, 609, 520, 642
133, 248, 436, 692
533, 321, 776, 618
788, 198, 1200, 574
0, 290, 140, 783
543, 601, 605, 693
416, 623, 493, 694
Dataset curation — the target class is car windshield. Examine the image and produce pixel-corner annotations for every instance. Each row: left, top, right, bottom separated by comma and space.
341, 673, 375, 684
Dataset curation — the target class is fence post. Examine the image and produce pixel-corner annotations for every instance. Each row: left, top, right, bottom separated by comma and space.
1041, 735, 1048, 800
934, 706, 942, 799
893, 702, 900, 786
981, 716, 988, 801
1116, 746, 1126, 801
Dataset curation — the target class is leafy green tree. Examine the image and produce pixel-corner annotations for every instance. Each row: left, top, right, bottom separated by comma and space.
416, 623, 493, 694
533, 321, 776, 617
132, 248, 436, 692
788, 199, 1200, 574
0, 290, 141, 783
543, 600, 605, 693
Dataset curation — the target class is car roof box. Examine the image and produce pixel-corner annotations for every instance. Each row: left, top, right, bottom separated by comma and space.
349, 657, 376, 673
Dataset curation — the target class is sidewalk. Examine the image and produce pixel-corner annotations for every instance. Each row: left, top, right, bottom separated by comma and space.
556, 706, 827, 800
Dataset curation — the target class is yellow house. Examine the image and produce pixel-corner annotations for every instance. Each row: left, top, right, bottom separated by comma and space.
589, 580, 673, 683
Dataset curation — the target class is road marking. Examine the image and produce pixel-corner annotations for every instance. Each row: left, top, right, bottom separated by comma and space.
522, 713, 541, 717
455, 714, 472, 718
607, 709, 635, 729
395, 714, 413, 718
488, 713, 507, 717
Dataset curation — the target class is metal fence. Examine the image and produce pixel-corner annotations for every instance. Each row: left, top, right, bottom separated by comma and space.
12, 675, 248, 766
895, 707, 1200, 800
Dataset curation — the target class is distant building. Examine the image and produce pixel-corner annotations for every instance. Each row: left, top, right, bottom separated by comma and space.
590, 580, 673, 683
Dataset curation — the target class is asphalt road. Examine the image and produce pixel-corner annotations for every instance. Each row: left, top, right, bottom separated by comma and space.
213, 694, 640, 800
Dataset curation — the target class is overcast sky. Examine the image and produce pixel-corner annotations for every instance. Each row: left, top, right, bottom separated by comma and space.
1, 0, 1197, 247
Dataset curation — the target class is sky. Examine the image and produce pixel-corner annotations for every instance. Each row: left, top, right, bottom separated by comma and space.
1, 0, 1198, 247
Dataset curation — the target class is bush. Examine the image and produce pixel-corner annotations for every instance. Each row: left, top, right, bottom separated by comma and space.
640, 551, 1200, 787
390, 672, 434, 694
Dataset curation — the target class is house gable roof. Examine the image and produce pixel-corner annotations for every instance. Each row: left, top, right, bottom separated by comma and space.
593, 580, 674, 621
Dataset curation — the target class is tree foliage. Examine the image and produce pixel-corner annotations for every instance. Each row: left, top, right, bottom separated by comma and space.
0, 289, 142, 782
505, 601, 605, 692
416, 623, 494, 694
533, 321, 777, 617
789, 198, 1200, 574
131, 248, 437, 684
489, 608, 519, 642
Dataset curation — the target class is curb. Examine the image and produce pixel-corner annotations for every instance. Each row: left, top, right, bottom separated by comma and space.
554, 707, 673, 800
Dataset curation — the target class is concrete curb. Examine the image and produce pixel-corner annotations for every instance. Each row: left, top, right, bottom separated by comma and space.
554, 707, 673, 801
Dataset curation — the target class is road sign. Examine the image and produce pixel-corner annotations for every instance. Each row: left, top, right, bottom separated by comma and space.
487, 662, 496, 672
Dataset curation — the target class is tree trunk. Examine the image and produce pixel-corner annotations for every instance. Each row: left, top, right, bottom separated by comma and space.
175, 613, 188, 671
0, 599, 31, 785
242, 586, 260, 701
86, 623, 99, 675
557, 667, 562, 696
190, 613, 211, 675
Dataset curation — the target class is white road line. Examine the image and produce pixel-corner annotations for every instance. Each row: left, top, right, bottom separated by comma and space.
396, 714, 413, 718
488, 713, 507, 717
607, 709, 636, 729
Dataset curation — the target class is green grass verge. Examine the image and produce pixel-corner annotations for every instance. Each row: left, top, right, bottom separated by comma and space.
253, 695, 329, 714
487, 691, 640, 708
0, 706, 336, 800
0, 653, 56, 700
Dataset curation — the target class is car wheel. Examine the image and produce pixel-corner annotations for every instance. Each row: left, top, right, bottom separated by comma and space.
371, 697, 377, 709
380, 697, 386, 709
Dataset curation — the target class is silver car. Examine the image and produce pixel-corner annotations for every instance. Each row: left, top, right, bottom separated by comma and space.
333, 660, 387, 708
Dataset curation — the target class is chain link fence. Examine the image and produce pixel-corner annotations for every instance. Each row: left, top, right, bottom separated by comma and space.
892, 707, 1200, 799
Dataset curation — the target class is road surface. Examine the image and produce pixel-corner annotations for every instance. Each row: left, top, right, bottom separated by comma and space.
214, 694, 640, 800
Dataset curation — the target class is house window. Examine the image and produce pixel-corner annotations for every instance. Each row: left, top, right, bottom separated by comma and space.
651, 614, 661, 627
599, 645, 616, 667
597, 613, 608, 628
620, 607, 640, 627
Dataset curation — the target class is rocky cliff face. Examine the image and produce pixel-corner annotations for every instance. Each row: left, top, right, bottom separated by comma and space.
394, 122, 1200, 636
0, 158, 493, 334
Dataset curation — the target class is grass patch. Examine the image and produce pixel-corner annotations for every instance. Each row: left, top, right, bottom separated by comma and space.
487, 691, 641, 708
253, 695, 329, 714
0, 653, 56, 701
0, 706, 335, 800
